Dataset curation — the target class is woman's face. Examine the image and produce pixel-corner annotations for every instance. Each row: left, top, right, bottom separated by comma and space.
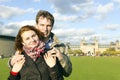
21, 30, 39, 48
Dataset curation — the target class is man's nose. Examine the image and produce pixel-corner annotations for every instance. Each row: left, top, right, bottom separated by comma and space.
44, 26, 48, 31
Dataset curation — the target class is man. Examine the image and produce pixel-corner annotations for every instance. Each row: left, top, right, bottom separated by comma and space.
35, 10, 72, 76
9, 10, 72, 77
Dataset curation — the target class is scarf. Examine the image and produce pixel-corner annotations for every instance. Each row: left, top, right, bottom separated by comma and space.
23, 41, 45, 61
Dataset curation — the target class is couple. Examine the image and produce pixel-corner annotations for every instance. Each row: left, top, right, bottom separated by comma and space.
8, 10, 72, 80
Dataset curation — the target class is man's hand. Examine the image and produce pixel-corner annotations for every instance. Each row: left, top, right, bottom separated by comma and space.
12, 58, 25, 72
47, 48, 64, 61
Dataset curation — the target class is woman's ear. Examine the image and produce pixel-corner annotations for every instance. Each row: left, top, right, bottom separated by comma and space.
35, 25, 38, 29
22, 42, 25, 46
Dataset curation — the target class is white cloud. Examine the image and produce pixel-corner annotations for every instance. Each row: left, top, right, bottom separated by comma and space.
113, 0, 120, 3
113, 0, 120, 8
0, 0, 119, 45
1, 20, 35, 36
53, 13, 78, 22
0, 5, 35, 19
95, 3, 114, 20
49, 0, 95, 22
103, 24, 120, 31
97, 3, 114, 14
79, 29, 95, 36
33, 0, 40, 2
52, 28, 96, 44
53, 9, 94, 22
49, 0, 94, 13
1, 28, 14, 36
0, 0, 11, 2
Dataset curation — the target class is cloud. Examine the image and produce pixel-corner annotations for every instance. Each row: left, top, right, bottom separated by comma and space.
96, 23, 120, 43
79, 29, 95, 36
53, 28, 81, 44
1, 28, 14, 36
113, 0, 120, 8
0, 21, 4, 26
103, 24, 120, 31
53, 13, 79, 22
0, 5, 35, 19
50, 0, 94, 13
0, 0, 11, 2
95, 3, 114, 20
49, 0, 95, 22
0, 20, 35, 36
49, 0, 115, 22
33, 0, 40, 2
85, 33, 119, 44
52, 28, 96, 44
113, 0, 120, 3
97, 3, 114, 14
0, 0, 119, 45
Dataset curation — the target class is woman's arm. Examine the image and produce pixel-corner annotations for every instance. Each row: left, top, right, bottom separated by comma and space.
44, 51, 63, 80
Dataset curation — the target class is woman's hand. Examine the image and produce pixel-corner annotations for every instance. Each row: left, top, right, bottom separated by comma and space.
44, 52, 56, 68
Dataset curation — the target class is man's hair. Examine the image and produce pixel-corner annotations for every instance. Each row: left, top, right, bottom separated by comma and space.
36, 10, 54, 26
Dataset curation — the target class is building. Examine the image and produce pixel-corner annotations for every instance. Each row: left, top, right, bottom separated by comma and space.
70, 37, 120, 56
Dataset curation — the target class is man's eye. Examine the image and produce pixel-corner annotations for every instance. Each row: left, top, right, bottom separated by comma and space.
40, 24, 44, 26
48, 25, 52, 27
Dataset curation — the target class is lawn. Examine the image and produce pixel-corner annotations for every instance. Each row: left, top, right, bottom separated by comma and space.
1, 56, 120, 80
65, 56, 120, 80
0, 58, 10, 80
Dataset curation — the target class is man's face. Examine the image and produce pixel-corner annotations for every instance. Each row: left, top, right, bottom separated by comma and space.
36, 17, 53, 38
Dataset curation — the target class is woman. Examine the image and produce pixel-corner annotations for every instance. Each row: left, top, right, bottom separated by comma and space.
8, 25, 63, 80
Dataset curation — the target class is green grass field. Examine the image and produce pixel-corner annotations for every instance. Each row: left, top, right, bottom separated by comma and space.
0, 58, 10, 80
1, 56, 120, 80
65, 56, 120, 80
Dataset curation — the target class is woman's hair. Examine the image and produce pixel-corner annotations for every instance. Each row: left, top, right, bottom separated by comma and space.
36, 10, 54, 26
15, 25, 43, 53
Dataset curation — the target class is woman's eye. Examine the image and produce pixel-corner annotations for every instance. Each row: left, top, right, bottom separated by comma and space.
26, 37, 29, 40
32, 34, 36, 37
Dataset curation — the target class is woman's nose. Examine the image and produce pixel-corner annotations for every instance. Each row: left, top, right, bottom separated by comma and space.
30, 37, 35, 41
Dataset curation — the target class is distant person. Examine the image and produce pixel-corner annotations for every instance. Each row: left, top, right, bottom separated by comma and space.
9, 10, 72, 77
8, 25, 64, 80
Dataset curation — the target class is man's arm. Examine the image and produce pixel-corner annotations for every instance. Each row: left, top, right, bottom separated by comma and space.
58, 53, 72, 77
8, 55, 25, 68
51, 44, 72, 77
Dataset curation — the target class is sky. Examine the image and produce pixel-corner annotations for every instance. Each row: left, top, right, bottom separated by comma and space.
0, 0, 120, 45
